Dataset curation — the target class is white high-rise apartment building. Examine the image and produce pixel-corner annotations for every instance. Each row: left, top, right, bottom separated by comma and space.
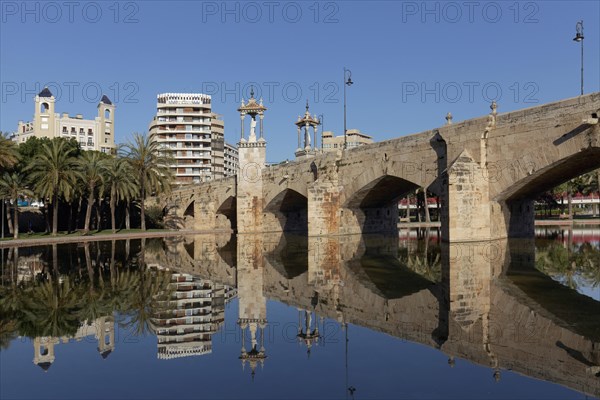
149, 93, 236, 185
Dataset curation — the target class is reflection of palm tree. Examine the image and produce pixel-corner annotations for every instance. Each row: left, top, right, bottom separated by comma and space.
535, 240, 600, 291
406, 253, 441, 282
0, 319, 19, 350
0, 240, 175, 346
19, 279, 83, 338
400, 236, 442, 282
0, 283, 26, 349
128, 268, 171, 336
108, 269, 139, 315
573, 242, 600, 289
77, 244, 109, 322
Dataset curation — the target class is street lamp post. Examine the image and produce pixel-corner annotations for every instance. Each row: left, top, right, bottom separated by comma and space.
343, 68, 353, 150
573, 20, 584, 96
317, 114, 324, 151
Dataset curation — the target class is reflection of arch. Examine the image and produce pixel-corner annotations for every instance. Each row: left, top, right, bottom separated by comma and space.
217, 195, 237, 231
501, 270, 600, 342
266, 234, 308, 279
345, 234, 434, 299
217, 234, 237, 269
184, 240, 194, 260
265, 189, 308, 232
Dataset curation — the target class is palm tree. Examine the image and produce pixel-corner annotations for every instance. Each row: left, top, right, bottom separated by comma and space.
104, 157, 138, 233
76, 151, 109, 234
0, 172, 34, 239
26, 140, 80, 236
0, 133, 19, 170
122, 133, 172, 231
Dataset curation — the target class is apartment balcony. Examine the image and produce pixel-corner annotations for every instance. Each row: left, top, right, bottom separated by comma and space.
172, 155, 211, 161
176, 172, 211, 177
156, 109, 211, 117
156, 136, 211, 144
154, 119, 210, 125
155, 123, 206, 129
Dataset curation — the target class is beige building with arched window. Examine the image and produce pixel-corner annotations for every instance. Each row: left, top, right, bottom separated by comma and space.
16, 87, 116, 154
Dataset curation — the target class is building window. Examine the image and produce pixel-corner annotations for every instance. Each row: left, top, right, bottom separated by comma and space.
88, 128, 93, 134
79, 128, 84, 133
62, 127, 67, 133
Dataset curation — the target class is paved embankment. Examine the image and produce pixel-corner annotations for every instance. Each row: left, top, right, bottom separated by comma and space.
0, 229, 232, 248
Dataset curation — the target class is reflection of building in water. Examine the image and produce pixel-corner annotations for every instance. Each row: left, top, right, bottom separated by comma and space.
296, 309, 321, 356
32, 316, 115, 371
237, 238, 268, 377
13, 253, 46, 283
153, 273, 234, 360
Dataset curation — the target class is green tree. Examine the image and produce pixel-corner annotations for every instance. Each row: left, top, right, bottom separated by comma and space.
76, 151, 109, 234
122, 133, 172, 231
26, 139, 81, 236
104, 156, 138, 233
0, 172, 34, 239
0, 132, 19, 170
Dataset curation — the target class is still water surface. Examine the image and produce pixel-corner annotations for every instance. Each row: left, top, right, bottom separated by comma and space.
1, 227, 598, 399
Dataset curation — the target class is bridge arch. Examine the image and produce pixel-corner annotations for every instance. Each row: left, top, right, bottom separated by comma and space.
216, 195, 237, 231
494, 147, 600, 202
343, 175, 421, 234
264, 188, 308, 233
491, 145, 600, 238
183, 201, 195, 217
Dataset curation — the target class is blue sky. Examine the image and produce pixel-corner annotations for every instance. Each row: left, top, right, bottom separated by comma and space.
1, 0, 599, 162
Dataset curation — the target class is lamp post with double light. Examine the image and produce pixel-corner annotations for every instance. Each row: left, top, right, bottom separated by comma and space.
573, 20, 584, 96
343, 68, 353, 150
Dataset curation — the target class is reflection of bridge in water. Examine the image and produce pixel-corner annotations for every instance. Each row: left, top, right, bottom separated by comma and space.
147, 232, 600, 397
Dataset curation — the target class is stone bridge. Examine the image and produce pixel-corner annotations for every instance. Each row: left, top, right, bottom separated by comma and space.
156, 92, 600, 242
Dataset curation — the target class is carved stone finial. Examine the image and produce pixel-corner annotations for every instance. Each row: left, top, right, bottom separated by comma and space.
250, 85, 255, 98
445, 112, 453, 125
490, 101, 497, 115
